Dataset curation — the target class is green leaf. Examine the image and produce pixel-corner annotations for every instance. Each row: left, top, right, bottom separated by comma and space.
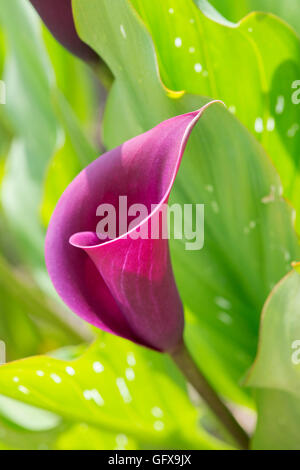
130, 0, 300, 232
0, 396, 67, 450
247, 267, 300, 394
251, 389, 300, 450
0, 335, 231, 449
209, 0, 300, 36
0, 395, 61, 431
0, 345, 135, 450
247, 267, 300, 449
73, 0, 299, 406
55, 422, 138, 450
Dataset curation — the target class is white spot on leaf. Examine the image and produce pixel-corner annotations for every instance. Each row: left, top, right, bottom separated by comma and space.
120, 24, 127, 39
218, 312, 233, 325
211, 201, 219, 213
116, 378, 132, 403
50, 374, 62, 384
254, 117, 264, 133
267, 117, 275, 131
151, 406, 164, 418
93, 361, 104, 373
83, 389, 104, 406
154, 420, 165, 431
287, 123, 299, 138
127, 353, 136, 366
116, 434, 128, 448
215, 296, 232, 310
261, 185, 276, 204
125, 368, 135, 381
275, 95, 285, 114
66, 366, 75, 376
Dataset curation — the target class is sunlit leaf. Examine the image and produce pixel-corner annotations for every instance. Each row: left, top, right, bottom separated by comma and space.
209, 0, 300, 36
130, 0, 300, 232
0, 335, 232, 449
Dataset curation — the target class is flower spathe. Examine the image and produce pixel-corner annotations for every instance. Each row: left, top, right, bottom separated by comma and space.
29, 0, 97, 61
45, 102, 219, 352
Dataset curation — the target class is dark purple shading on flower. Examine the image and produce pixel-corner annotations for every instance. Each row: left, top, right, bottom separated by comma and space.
29, 0, 97, 61
45, 102, 217, 352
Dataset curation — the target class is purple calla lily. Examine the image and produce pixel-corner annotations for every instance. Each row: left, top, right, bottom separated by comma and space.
45, 102, 218, 353
29, 0, 97, 61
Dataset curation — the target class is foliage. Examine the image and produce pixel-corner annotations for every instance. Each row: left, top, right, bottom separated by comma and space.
0, 0, 300, 449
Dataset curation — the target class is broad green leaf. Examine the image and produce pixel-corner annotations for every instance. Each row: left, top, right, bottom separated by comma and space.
73, 0, 299, 405
0, 395, 61, 431
0, 383, 137, 450
0, 396, 67, 450
55, 423, 137, 450
209, 0, 300, 36
43, 345, 136, 450
247, 267, 300, 449
251, 389, 300, 450
130, 0, 300, 232
0, 393, 136, 450
247, 267, 300, 394
0, 335, 232, 449
0, 345, 135, 450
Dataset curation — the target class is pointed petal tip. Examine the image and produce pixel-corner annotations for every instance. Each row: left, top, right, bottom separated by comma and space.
184, 100, 225, 135
195, 99, 225, 117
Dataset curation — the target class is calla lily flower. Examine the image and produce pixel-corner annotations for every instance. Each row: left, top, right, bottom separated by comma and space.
45, 102, 218, 352
29, 0, 97, 61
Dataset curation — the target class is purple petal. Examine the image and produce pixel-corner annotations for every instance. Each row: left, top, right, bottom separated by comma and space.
29, 0, 97, 61
45, 103, 217, 352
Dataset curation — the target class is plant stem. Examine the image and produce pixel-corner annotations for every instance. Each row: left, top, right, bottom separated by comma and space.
170, 342, 250, 450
